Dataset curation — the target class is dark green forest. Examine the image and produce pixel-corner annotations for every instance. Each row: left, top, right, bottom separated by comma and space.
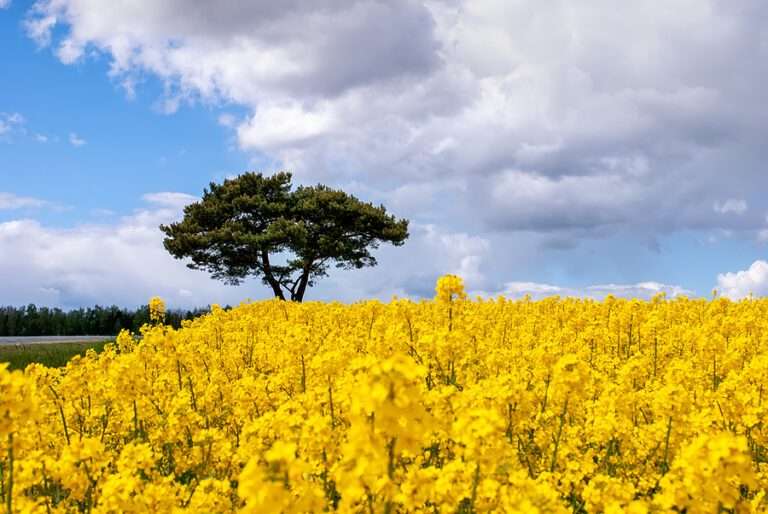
0, 304, 210, 337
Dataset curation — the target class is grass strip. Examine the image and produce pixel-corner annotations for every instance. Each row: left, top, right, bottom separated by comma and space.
0, 340, 111, 370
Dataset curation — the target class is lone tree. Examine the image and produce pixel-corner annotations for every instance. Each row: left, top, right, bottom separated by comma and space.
160, 172, 409, 302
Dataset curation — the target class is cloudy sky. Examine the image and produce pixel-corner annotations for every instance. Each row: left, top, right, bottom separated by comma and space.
1, 0, 767, 308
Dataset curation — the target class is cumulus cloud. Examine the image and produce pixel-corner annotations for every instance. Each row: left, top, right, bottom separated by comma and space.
419, 224, 490, 286
23, 0, 768, 249
299, 222, 497, 301
485, 171, 645, 230
0, 112, 25, 138
716, 261, 768, 299
21, 0, 768, 301
0, 196, 252, 308
142, 192, 197, 209
474, 280, 692, 300
217, 113, 236, 128
0, 192, 501, 307
0, 0, 10, 9
714, 199, 748, 215
0, 192, 49, 210
24, 0, 440, 102
68, 132, 86, 146
0, 194, 684, 307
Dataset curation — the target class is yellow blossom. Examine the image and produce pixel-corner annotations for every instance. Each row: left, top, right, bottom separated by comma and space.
0, 275, 766, 512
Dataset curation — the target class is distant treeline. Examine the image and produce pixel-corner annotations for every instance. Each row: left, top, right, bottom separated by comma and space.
0, 304, 211, 337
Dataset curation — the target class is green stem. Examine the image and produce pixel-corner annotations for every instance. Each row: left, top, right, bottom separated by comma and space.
661, 417, 673, 473
541, 374, 551, 413
6, 434, 13, 514
48, 386, 70, 445
133, 400, 140, 438
300, 354, 306, 394
176, 360, 183, 391
327, 376, 335, 429
386, 437, 396, 479
384, 437, 397, 514
550, 398, 569, 473
468, 463, 481, 513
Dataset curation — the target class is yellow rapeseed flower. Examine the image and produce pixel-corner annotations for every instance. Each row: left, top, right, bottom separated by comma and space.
0, 275, 766, 512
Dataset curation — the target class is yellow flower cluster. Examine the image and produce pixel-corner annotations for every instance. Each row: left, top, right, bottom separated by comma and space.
435, 274, 467, 304
149, 296, 166, 324
2, 279, 768, 512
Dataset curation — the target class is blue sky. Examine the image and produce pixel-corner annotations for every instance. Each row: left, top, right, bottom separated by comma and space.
2, 0, 768, 308
1, 1, 250, 226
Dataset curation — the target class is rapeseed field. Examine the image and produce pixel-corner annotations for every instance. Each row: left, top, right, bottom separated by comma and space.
1, 276, 766, 512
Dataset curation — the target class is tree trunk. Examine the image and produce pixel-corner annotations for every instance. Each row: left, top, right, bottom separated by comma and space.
292, 261, 313, 302
260, 251, 286, 300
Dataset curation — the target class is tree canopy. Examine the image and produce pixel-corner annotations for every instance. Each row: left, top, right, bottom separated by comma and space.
160, 172, 409, 302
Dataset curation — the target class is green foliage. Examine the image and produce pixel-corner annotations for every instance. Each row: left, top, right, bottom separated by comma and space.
160, 172, 409, 301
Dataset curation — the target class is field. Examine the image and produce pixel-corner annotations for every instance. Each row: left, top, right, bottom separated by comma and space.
1, 276, 767, 513
0, 339, 109, 370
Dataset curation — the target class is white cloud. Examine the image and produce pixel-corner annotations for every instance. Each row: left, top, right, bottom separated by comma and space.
68, 132, 86, 146
299, 222, 500, 301
142, 192, 197, 209
476, 280, 692, 300
24, 0, 440, 103
486, 170, 645, 230
493, 282, 564, 297
716, 260, 768, 299
21, 0, 768, 301
0, 195, 500, 307
237, 101, 337, 151
420, 224, 490, 286
217, 113, 236, 128
0, 112, 25, 137
714, 199, 748, 215
0, 0, 11, 9
0, 195, 264, 308
0, 192, 48, 210
90, 208, 116, 218
56, 37, 84, 64
25, 13, 57, 46
0, 187, 697, 306
5, 113, 24, 124
25, 0, 768, 244
35, 133, 49, 143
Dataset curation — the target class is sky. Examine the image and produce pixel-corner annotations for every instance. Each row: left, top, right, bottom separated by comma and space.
1, 0, 768, 308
